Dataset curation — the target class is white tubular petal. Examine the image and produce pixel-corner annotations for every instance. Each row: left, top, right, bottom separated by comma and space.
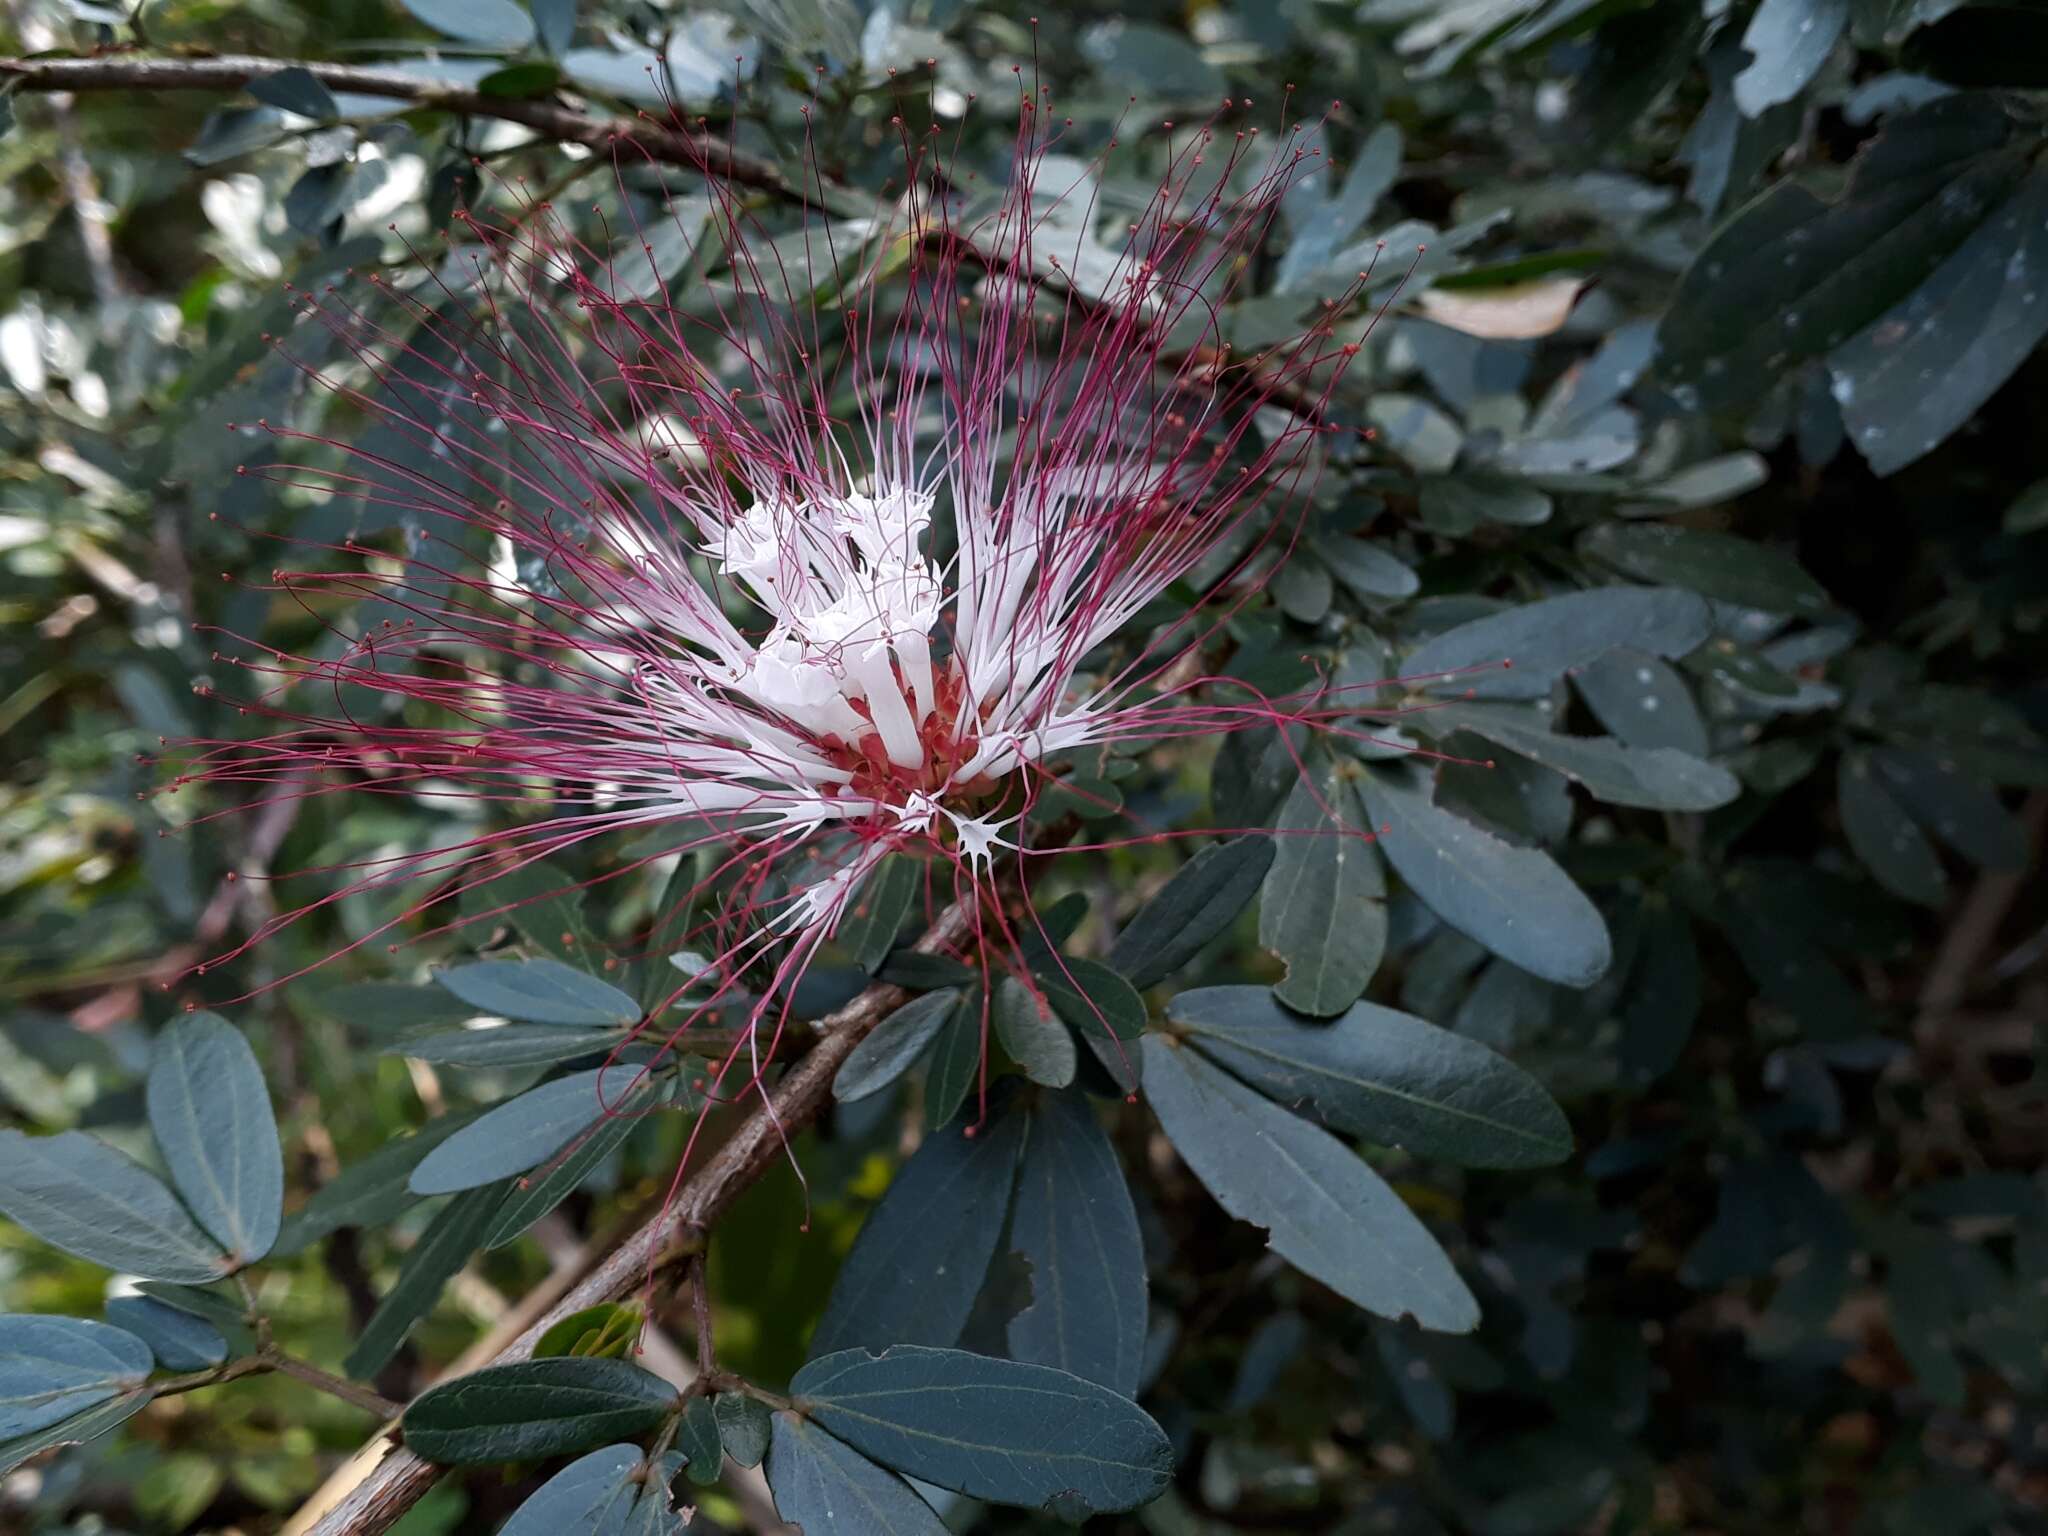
850, 646, 925, 769
894, 627, 936, 723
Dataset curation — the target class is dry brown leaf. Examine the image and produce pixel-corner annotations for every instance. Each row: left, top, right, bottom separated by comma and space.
1416, 275, 1592, 340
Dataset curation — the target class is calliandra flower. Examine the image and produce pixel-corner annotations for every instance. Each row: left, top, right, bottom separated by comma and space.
163, 88, 1406, 1087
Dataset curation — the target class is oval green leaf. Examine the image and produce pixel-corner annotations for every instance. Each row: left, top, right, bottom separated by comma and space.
103, 1297, 227, 1371
0, 1129, 227, 1283
0, 1315, 154, 1438
411, 1066, 653, 1196
834, 990, 959, 1104
146, 1012, 283, 1266
435, 958, 640, 1027
1403, 587, 1711, 701
792, 1345, 1173, 1515
1110, 835, 1275, 989
403, 1357, 678, 1465
767, 1413, 947, 1536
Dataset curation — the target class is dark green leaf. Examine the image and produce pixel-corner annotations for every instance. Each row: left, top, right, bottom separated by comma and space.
0, 1130, 227, 1283
1404, 588, 1711, 701
767, 1413, 946, 1535
1580, 524, 1832, 616
1659, 95, 2030, 411
1573, 649, 1710, 756
715, 1392, 772, 1467
838, 856, 919, 973
185, 107, 287, 166
1169, 986, 1572, 1168
146, 1013, 282, 1266
247, 66, 339, 121
1007, 1091, 1146, 1392
1360, 766, 1612, 987
1426, 702, 1740, 811
1872, 748, 2028, 868
793, 1345, 1173, 1514
460, 858, 595, 961
399, 0, 536, 47
396, 1023, 630, 1069
103, 1297, 227, 1371
1839, 752, 1948, 905
478, 61, 562, 96
923, 1006, 981, 1133
992, 978, 1077, 1089
0, 1316, 153, 1438
498, 1445, 644, 1536
677, 1396, 722, 1486
1620, 900, 1702, 1084
808, 1099, 1025, 1358
412, 1066, 654, 1195
483, 1072, 665, 1250
1733, 0, 1848, 114
435, 958, 640, 1027
403, 1358, 677, 1465
1831, 168, 2048, 475
345, 1183, 508, 1379
273, 1112, 480, 1256
1259, 769, 1387, 1016
1110, 836, 1274, 989
834, 991, 960, 1104
1141, 1037, 1478, 1331
0, 1388, 153, 1479
1035, 958, 1147, 1042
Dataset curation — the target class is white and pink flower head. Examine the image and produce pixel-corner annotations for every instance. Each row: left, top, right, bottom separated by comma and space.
165, 81, 1406, 1096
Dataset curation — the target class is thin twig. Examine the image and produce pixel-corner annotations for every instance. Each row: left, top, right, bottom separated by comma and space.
0, 53, 824, 208
295, 900, 974, 1536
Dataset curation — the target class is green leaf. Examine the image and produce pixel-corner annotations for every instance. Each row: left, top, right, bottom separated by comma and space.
1580, 524, 1832, 616
677, 1396, 722, 1485
1572, 649, 1710, 756
395, 1023, 630, 1069
411, 1066, 653, 1195
0, 1130, 227, 1283
185, 106, 287, 166
1404, 588, 1712, 701
1141, 1037, 1479, 1332
1733, 0, 1848, 113
1620, 900, 1701, 1084
1170, 986, 1571, 1169
403, 1358, 678, 1465
1035, 958, 1147, 1042
1871, 748, 2028, 868
273, 1112, 480, 1256
922, 1005, 981, 1133
1418, 475, 1554, 534
533, 0, 577, 56
808, 1098, 1025, 1359
1318, 534, 1423, 600
1659, 94, 2032, 412
1425, 702, 1740, 811
1006, 1091, 1147, 1393
1830, 165, 2048, 475
498, 1445, 645, 1536
792, 1345, 1173, 1515
247, 66, 339, 121
146, 1013, 283, 1266
992, 978, 1078, 1088
1839, 752, 1948, 905
130, 1285, 257, 1356
0, 1316, 154, 1438
1360, 766, 1612, 987
767, 1413, 947, 1536
0, 1387, 153, 1478
1110, 836, 1274, 989
483, 1072, 665, 1250
399, 0, 536, 48
460, 858, 596, 961
103, 1297, 227, 1372
834, 991, 960, 1104
535, 1302, 642, 1361
345, 1183, 508, 1379
838, 856, 920, 973
436, 958, 640, 1027
1259, 769, 1387, 1016
715, 1392, 772, 1467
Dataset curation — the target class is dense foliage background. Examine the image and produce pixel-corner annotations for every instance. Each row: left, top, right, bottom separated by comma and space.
3, 0, 2046, 1532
